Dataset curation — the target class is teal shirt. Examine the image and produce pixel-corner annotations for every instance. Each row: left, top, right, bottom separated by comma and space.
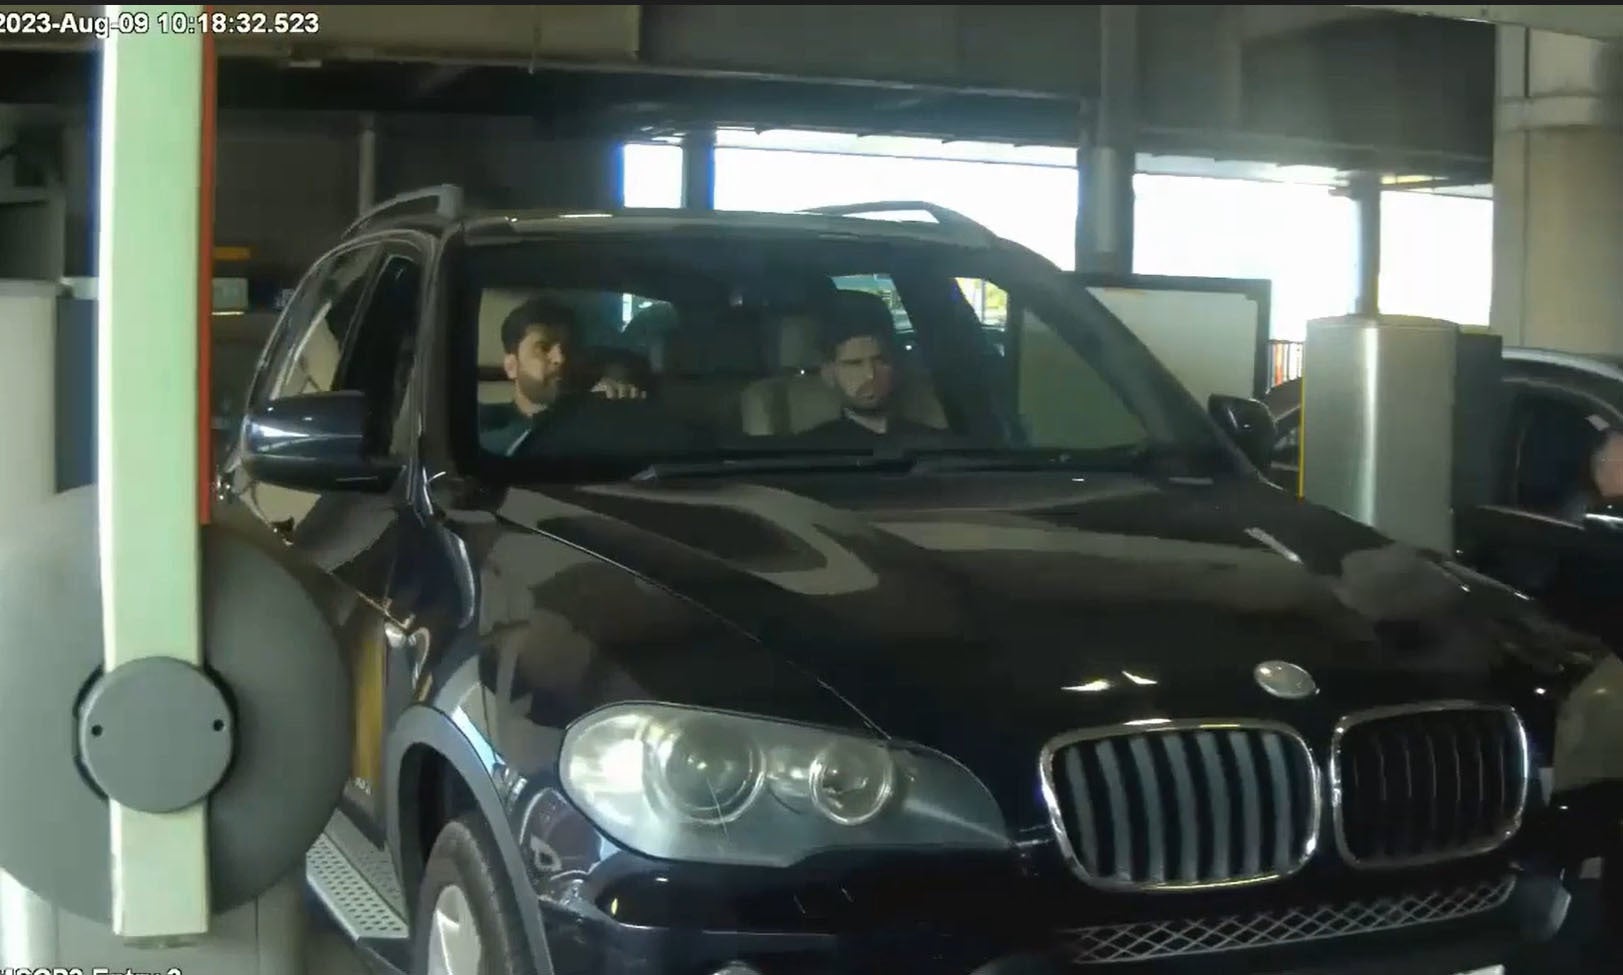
478, 401, 532, 455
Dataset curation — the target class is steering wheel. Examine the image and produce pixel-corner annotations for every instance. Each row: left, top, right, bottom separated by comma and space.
509, 391, 707, 459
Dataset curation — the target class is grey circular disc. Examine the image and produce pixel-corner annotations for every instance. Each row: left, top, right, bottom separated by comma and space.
0, 487, 353, 920
78, 657, 234, 814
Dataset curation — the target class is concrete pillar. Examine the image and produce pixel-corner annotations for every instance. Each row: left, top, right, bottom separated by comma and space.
680, 127, 716, 211
356, 113, 377, 215
1493, 27, 1623, 356
1075, 5, 1137, 275
1348, 173, 1382, 316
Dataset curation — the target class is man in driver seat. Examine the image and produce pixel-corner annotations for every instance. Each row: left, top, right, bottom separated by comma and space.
478, 298, 642, 455
798, 291, 945, 445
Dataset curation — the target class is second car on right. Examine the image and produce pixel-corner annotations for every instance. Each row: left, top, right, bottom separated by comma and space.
1266, 347, 1623, 650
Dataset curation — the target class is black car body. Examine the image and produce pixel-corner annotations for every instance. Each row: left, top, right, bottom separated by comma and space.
218, 191, 1623, 975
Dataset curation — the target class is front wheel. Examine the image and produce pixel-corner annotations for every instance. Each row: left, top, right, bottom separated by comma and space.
411, 812, 538, 975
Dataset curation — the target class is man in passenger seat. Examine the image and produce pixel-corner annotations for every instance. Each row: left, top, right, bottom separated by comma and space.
798, 291, 948, 446
1549, 418, 1623, 522
478, 298, 643, 455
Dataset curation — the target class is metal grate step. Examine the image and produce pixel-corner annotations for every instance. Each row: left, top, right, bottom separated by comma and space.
306, 832, 409, 942
324, 811, 408, 915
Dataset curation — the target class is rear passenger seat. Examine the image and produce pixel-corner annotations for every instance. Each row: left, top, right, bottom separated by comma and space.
653, 315, 766, 434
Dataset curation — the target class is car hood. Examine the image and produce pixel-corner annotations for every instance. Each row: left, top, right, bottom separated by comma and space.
493, 471, 1596, 818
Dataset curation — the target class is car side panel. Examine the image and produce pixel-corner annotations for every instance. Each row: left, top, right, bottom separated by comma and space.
386, 699, 556, 975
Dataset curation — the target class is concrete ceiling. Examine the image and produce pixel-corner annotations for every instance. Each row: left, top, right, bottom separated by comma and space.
1352, 5, 1623, 41
0, 5, 1497, 179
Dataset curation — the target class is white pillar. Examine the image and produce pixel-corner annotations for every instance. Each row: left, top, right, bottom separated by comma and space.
0, 13, 327, 973
1493, 27, 1623, 356
96, 6, 208, 939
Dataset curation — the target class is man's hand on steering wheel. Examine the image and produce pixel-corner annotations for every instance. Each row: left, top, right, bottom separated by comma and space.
591, 378, 646, 400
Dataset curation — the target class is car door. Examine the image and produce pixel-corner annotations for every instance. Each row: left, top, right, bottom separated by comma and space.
220, 232, 432, 834
1456, 364, 1623, 649
320, 237, 436, 833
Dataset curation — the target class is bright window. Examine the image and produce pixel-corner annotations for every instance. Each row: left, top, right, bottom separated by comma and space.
1378, 188, 1493, 326
621, 142, 683, 209
712, 130, 1079, 270
1132, 174, 1359, 342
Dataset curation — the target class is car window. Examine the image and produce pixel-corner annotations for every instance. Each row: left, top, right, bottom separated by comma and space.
455, 233, 1226, 479
1006, 299, 1146, 449
955, 278, 1010, 356
1275, 423, 1299, 456
344, 251, 425, 454
478, 288, 666, 399
1506, 387, 1607, 518
241, 242, 383, 536
260, 243, 380, 403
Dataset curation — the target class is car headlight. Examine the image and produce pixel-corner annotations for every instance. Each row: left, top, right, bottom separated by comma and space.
560, 703, 1010, 866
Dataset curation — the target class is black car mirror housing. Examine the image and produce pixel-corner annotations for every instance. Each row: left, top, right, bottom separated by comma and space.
1208, 394, 1278, 471
240, 390, 400, 494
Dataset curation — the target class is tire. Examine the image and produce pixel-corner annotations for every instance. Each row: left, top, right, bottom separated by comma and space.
411, 812, 539, 975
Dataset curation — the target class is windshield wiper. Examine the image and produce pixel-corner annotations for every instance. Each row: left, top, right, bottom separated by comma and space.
630, 442, 1234, 482
905, 443, 1233, 477
631, 451, 917, 481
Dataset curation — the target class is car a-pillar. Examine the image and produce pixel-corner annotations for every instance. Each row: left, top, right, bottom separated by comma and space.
0, 8, 351, 970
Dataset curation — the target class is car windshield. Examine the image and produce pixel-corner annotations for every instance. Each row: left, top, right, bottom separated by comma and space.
452, 228, 1233, 481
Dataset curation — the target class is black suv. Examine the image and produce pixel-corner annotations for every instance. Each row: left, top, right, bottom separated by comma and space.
218, 188, 1621, 975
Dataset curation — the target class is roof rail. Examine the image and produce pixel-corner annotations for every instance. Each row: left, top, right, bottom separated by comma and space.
802, 201, 996, 240
344, 184, 464, 238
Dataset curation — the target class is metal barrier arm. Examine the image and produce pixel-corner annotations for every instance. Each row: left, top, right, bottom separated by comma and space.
97, 5, 210, 939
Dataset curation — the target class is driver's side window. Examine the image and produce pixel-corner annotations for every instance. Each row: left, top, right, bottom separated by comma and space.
258, 242, 382, 405
1505, 387, 1608, 521
242, 242, 382, 535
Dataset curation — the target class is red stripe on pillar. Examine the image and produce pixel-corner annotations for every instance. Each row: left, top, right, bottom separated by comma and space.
197, 13, 217, 525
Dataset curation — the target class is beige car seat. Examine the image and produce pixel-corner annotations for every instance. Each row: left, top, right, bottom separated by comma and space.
739, 307, 948, 436
656, 316, 762, 431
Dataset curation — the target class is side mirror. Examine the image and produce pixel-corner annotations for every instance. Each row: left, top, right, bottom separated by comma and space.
1208, 394, 1278, 471
241, 391, 399, 493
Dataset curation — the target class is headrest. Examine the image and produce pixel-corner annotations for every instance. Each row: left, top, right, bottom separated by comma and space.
769, 313, 825, 371
661, 318, 762, 376
767, 290, 900, 371
823, 290, 899, 354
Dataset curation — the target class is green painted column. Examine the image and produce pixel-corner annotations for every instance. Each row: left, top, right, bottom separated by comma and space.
95, 5, 209, 938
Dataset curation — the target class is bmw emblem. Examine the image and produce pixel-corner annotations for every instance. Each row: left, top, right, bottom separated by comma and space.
1254, 661, 1317, 700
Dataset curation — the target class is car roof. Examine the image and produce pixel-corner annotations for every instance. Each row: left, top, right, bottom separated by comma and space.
1267, 345, 1623, 421
453, 207, 1001, 250
1503, 345, 1623, 384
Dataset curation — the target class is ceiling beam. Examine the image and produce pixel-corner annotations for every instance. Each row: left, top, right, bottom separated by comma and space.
1350, 5, 1623, 41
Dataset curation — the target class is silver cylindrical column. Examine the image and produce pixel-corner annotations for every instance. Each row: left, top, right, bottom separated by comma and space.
1301, 315, 1504, 554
